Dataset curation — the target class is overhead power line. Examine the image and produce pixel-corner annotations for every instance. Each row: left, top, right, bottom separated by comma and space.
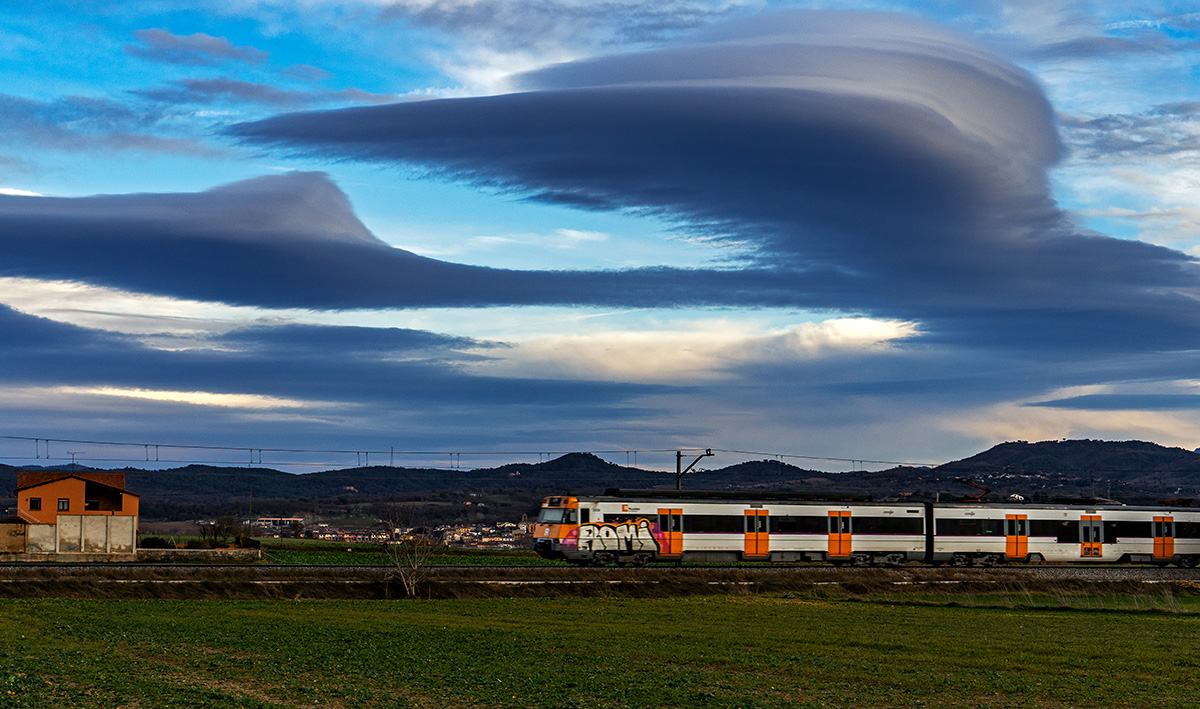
0, 434, 938, 472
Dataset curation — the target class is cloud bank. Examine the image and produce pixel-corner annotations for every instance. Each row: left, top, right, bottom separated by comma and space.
1, 11, 1197, 360
227, 12, 1200, 353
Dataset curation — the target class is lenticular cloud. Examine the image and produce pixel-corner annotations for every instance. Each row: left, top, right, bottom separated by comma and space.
229, 10, 1200, 351
0, 10, 1195, 354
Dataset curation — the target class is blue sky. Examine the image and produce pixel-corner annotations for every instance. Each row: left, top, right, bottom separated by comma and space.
2, 1, 1199, 472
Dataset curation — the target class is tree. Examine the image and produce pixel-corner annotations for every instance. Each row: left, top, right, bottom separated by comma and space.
380, 500, 439, 598
198, 515, 241, 547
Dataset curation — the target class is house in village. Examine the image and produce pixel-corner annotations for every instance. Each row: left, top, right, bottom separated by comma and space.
2, 471, 139, 558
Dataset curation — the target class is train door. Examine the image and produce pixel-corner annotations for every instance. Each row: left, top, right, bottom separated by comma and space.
1080, 515, 1103, 558
657, 508, 682, 557
743, 509, 769, 558
1004, 514, 1028, 559
828, 510, 852, 558
1154, 516, 1175, 560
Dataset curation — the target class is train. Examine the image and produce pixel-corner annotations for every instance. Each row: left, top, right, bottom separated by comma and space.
530, 489, 1199, 566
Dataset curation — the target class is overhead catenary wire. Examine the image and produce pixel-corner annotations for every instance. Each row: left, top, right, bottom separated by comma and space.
1, 434, 938, 472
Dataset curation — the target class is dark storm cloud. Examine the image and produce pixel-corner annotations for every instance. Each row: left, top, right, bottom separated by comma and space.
125, 28, 269, 66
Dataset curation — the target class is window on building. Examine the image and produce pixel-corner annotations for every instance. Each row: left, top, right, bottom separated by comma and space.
28, 497, 41, 511
57, 498, 69, 511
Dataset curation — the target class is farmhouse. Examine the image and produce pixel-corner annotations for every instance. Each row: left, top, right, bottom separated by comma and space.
3, 471, 139, 558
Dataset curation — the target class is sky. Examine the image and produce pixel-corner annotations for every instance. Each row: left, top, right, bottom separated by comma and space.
2, 0, 1200, 473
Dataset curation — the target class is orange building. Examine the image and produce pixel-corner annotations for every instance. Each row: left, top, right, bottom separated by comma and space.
9, 472, 139, 555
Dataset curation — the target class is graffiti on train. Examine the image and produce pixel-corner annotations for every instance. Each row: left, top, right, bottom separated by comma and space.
566, 519, 662, 552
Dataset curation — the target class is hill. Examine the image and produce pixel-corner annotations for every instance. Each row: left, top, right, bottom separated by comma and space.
5, 440, 1200, 524
938, 439, 1200, 476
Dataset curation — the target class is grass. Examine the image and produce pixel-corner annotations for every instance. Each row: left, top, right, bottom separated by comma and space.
3, 593, 1200, 708
263, 545, 568, 567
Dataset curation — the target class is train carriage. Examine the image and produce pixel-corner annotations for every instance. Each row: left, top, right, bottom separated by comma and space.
533, 491, 928, 565
931, 503, 1200, 566
532, 490, 1200, 566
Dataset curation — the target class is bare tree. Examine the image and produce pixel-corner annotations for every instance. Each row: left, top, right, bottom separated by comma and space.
198, 515, 241, 547
380, 500, 439, 598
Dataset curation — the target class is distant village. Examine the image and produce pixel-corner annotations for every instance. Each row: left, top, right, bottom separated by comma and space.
241, 516, 530, 549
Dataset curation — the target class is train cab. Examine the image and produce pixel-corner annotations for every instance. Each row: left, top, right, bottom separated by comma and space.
531, 496, 582, 559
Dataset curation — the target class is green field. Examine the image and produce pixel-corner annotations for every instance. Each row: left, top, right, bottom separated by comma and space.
3, 594, 1200, 708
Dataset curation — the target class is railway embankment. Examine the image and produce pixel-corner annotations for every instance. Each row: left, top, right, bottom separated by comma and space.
1, 563, 1198, 601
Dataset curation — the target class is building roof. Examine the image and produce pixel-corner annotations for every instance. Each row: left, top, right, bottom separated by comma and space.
14, 471, 140, 497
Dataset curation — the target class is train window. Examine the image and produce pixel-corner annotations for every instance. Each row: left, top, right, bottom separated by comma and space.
1079, 519, 1104, 544
1055, 521, 1080, 544
537, 508, 566, 524
856, 517, 923, 535
685, 515, 743, 533
563, 510, 577, 525
828, 515, 851, 534
579, 508, 590, 524
744, 515, 767, 534
934, 519, 1002, 536
1029, 520, 1061, 537
1174, 521, 1200, 538
770, 516, 826, 534
1108, 520, 1150, 541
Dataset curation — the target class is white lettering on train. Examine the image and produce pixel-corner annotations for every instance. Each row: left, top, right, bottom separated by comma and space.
576, 520, 661, 552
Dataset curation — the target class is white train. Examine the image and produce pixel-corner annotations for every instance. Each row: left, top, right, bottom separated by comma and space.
530, 490, 1199, 566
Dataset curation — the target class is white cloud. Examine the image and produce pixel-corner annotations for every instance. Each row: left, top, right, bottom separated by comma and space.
469, 317, 921, 382
941, 385, 1200, 451
55, 386, 308, 409
0, 187, 41, 196
465, 227, 609, 252
0, 276, 266, 338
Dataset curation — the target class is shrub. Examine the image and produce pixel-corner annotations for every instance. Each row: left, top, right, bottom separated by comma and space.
139, 536, 176, 549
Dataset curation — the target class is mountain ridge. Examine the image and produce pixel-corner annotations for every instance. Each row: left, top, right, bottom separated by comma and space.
5, 440, 1200, 523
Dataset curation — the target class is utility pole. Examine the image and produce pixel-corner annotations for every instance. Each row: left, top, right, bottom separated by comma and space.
676, 449, 714, 490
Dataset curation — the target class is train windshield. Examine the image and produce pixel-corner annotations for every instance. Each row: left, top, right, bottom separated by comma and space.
538, 508, 567, 524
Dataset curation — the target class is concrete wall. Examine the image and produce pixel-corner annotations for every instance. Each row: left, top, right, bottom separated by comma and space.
27, 524, 56, 553
109, 516, 135, 553
0, 522, 26, 553
58, 515, 83, 552
19, 516, 139, 554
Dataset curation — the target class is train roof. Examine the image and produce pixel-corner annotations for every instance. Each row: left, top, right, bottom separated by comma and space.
575, 490, 1200, 512
600, 489, 872, 502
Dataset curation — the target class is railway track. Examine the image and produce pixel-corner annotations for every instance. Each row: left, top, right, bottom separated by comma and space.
2, 562, 1198, 581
